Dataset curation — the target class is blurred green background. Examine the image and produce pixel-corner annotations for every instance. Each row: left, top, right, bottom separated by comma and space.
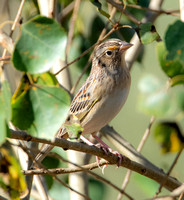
0, 0, 184, 199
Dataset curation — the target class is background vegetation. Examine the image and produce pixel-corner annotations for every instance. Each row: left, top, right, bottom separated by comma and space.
0, 0, 184, 200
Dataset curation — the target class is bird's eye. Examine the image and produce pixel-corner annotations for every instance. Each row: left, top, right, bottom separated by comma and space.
106, 50, 112, 56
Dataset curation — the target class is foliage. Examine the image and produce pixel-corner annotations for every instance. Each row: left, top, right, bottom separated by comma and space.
0, 144, 27, 200
0, 81, 11, 144
12, 16, 67, 74
0, 0, 184, 200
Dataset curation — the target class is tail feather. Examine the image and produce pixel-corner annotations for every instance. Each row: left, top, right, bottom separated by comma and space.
35, 127, 68, 163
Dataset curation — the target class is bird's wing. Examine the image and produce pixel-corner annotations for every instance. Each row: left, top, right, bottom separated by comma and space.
70, 75, 99, 122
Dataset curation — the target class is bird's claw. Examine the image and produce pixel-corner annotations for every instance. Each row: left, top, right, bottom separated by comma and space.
97, 144, 123, 168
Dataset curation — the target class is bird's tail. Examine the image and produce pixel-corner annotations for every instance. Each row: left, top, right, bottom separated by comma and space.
34, 127, 68, 163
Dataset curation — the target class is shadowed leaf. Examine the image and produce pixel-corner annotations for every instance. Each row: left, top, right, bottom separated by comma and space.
12, 16, 67, 74
157, 42, 184, 78
154, 122, 184, 153
138, 23, 161, 44
0, 145, 27, 199
11, 75, 71, 138
165, 20, 184, 63
90, 0, 110, 18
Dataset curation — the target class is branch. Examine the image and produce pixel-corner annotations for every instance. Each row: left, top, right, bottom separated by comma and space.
10, 129, 182, 192
116, 116, 155, 200
23, 160, 107, 175
23, 154, 133, 200
100, 125, 159, 171
0, 30, 14, 54
154, 148, 184, 197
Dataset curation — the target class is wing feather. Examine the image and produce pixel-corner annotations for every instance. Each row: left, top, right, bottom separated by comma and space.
70, 75, 98, 121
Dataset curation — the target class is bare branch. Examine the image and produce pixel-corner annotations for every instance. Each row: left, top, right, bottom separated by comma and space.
126, 4, 179, 17
116, 116, 155, 200
70, 6, 117, 94
1, 0, 25, 70
23, 154, 133, 200
54, 27, 117, 76
154, 148, 184, 197
23, 160, 108, 176
10, 128, 182, 192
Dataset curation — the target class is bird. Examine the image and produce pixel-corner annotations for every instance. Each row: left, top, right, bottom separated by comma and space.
35, 38, 133, 165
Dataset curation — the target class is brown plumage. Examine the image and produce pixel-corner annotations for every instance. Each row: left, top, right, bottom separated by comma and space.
36, 38, 133, 163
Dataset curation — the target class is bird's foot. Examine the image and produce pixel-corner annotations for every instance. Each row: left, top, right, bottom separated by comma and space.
93, 135, 122, 168
80, 135, 108, 171
80, 135, 122, 170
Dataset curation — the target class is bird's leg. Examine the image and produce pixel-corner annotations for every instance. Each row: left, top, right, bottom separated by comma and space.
92, 135, 123, 167
80, 135, 94, 146
80, 135, 105, 169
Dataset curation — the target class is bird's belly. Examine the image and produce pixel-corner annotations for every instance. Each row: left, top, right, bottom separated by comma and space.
81, 87, 130, 135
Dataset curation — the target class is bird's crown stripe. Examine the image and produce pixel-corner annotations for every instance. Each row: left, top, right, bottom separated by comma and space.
107, 45, 118, 50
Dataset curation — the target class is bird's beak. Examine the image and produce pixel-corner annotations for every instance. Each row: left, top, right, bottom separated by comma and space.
120, 43, 133, 51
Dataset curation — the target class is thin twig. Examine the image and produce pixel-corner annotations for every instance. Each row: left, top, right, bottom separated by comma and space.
70, 61, 91, 94
58, 1, 75, 23
10, 0, 25, 37
23, 160, 108, 175
70, 6, 117, 94
0, 0, 25, 71
24, 153, 133, 200
65, 0, 81, 60
54, 27, 116, 76
0, 56, 11, 62
126, 4, 179, 17
63, 0, 81, 91
117, 116, 155, 200
171, 184, 184, 198
24, 146, 130, 199
107, 0, 141, 25
54, 176, 91, 200
150, 183, 184, 200
154, 148, 184, 197
179, 192, 184, 200
14, 140, 90, 200
137, 116, 155, 152
54, 23, 132, 76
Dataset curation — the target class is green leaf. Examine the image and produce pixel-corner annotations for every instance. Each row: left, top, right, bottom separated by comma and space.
89, 178, 105, 200
32, 72, 59, 86
11, 84, 71, 139
138, 75, 184, 116
139, 23, 161, 44
0, 81, 11, 120
125, 0, 138, 5
157, 42, 184, 77
154, 122, 184, 153
0, 81, 11, 144
165, 20, 184, 63
11, 89, 34, 130
0, 146, 27, 199
137, 75, 172, 116
175, 89, 184, 111
169, 75, 184, 86
90, 0, 110, 19
12, 16, 67, 74
64, 114, 83, 140
134, 173, 158, 196
0, 122, 9, 145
